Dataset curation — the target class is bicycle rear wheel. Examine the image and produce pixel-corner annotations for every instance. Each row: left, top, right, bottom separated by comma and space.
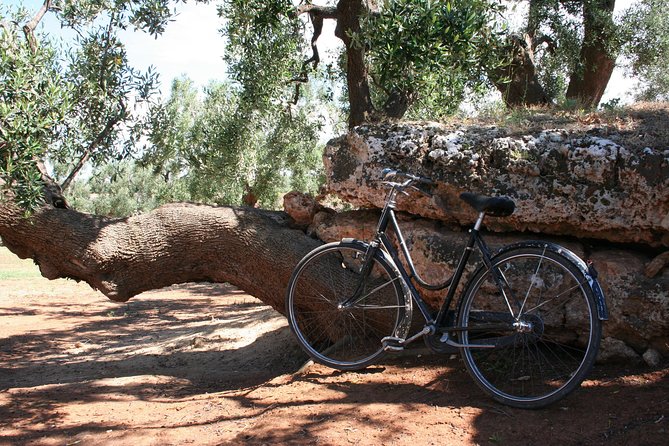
286, 241, 410, 370
458, 246, 601, 409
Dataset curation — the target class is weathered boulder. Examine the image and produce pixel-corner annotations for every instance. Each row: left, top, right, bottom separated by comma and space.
297, 208, 669, 360
323, 123, 669, 247
283, 191, 323, 227
284, 117, 669, 362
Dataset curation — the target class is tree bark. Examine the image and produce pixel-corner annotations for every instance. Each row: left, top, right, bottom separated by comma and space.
0, 195, 320, 314
335, 0, 375, 127
565, 0, 617, 108
382, 90, 412, 119
489, 34, 550, 107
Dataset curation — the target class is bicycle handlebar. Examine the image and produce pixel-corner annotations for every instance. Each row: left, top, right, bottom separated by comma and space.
381, 168, 435, 185
381, 169, 435, 197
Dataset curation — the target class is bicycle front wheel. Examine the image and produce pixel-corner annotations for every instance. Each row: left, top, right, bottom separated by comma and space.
458, 246, 601, 409
286, 241, 410, 370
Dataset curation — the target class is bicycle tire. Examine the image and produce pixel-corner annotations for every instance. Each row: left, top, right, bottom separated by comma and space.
286, 241, 411, 370
457, 245, 601, 409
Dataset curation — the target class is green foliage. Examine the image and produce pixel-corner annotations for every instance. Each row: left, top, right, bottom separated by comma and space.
0, 10, 70, 211
141, 77, 325, 209
360, 0, 508, 118
56, 0, 185, 37
67, 159, 191, 216
620, 0, 669, 101
51, 27, 159, 172
50, 1, 163, 184
3, 0, 325, 214
221, 0, 305, 107
1, 1, 169, 210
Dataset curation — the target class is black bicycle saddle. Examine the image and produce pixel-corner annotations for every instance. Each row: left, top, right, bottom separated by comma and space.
460, 192, 515, 217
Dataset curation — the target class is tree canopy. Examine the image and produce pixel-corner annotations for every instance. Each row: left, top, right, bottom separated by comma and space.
1, 0, 668, 215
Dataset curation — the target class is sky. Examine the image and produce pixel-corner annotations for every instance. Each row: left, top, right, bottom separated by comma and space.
6, 0, 639, 104
4, 0, 229, 93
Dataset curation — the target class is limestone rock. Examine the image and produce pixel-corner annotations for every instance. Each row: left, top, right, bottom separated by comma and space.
312, 120, 669, 362
590, 249, 669, 355
283, 191, 321, 227
598, 337, 640, 362
324, 123, 669, 247
642, 348, 662, 367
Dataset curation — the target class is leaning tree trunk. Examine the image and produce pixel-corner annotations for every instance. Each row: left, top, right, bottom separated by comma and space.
0, 195, 320, 314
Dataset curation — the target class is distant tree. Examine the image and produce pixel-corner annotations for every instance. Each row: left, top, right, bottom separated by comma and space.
619, 0, 669, 101
483, 0, 669, 107
141, 77, 326, 208
67, 160, 192, 216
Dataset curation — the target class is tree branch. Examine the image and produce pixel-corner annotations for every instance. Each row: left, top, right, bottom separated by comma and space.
288, 5, 338, 106
60, 99, 127, 191
22, 0, 52, 54
296, 4, 338, 19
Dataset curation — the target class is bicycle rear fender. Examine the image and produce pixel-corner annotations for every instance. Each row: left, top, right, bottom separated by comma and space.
494, 241, 609, 321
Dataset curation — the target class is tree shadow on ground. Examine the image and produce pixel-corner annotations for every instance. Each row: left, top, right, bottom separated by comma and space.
1, 283, 667, 445
223, 356, 668, 446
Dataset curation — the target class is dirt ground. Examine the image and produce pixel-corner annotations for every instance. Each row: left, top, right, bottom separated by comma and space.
1, 256, 667, 446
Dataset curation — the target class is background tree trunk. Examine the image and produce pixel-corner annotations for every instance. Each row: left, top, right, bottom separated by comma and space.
335, 0, 375, 127
489, 34, 550, 107
565, 0, 617, 107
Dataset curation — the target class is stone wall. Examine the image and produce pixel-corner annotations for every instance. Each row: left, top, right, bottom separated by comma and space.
285, 121, 669, 364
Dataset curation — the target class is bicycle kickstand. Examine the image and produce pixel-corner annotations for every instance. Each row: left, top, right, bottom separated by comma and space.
381, 326, 433, 352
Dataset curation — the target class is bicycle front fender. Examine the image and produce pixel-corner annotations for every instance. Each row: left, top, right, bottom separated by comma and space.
494, 241, 608, 321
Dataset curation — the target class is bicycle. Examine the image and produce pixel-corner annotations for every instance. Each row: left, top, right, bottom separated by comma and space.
286, 169, 608, 409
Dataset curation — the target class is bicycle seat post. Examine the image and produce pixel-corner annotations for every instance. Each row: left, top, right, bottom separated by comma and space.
473, 212, 486, 231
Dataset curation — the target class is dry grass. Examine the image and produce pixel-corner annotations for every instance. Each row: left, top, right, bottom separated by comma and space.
450, 101, 669, 152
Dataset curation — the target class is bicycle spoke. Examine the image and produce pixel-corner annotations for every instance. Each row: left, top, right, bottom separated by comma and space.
353, 275, 403, 304
519, 245, 547, 316
523, 281, 587, 315
493, 267, 518, 319
287, 243, 408, 369
459, 248, 601, 408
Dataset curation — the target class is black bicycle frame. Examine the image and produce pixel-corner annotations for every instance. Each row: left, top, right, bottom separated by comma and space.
370, 194, 496, 331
